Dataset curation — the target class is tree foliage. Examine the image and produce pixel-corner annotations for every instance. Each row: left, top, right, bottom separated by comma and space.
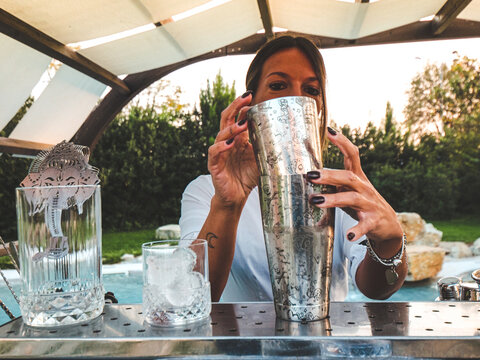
90, 101, 202, 230
404, 56, 480, 216
0, 98, 34, 240
404, 55, 480, 139
194, 72, 236, 173
404, 63, 449, 137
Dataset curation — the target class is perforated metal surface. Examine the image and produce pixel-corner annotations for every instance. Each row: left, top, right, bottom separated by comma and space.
0, 302, 480, 358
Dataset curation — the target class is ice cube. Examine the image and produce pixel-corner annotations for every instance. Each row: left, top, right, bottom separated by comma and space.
184, 271, 205, 289
165, 271, 205, 307
146, 254, 176, 287
148, 267, 175, 287
172, 246, 197, 272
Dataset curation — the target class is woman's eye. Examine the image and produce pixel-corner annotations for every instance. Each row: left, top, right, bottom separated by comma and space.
305, 86, 320, 96
269, 82, 286, 91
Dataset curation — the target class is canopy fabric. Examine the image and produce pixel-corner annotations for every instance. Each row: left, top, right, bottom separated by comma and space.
9, 66, 106, 145
272, 0, 447, 39
0, 0, 222, 44
1, 0, 480, 154
459, 0, 480, 21
79, 0, 262, 75
0, 34, 51, 131
79, 27, 186, 76
0, 0, 153, 44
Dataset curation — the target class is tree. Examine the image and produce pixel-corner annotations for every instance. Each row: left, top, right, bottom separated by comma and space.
383, 101, 395, 136
90, 105, 194, 230
0, 97, 34, 240
194, 72, 236, 172
404, 63, 449, 138
404, 55, 480, 216
404, 55, 480, 139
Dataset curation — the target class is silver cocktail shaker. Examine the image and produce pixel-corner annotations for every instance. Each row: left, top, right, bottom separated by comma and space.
247, 96, 335, 322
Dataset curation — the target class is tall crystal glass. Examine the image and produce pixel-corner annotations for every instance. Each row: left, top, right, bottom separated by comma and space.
142, 240, 210, 327
16, 185, 104, 327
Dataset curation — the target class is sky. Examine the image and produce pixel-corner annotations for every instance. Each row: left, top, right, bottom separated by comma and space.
162, 37, 480, 130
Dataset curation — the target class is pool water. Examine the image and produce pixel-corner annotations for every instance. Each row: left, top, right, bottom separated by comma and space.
104, 272, 143, 303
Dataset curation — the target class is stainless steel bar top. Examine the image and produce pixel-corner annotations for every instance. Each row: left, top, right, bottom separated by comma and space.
1, 302, 479, 359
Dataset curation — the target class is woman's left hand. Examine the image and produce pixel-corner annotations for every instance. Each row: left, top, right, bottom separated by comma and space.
307, 127, 403, 249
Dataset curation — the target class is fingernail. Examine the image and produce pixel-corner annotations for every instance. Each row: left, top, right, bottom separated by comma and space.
310, 196, 325, 205
241, 90, 253, 98
347, 232, 355, 241
306, 170, 320, 180
237, 117, 247, 126
327, 126, 337, 136
226, 138, 234, 145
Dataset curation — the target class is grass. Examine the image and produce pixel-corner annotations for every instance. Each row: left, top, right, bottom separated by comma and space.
430, 215, 480, 244
0, 256, 16, 270
102, 228, 157, 264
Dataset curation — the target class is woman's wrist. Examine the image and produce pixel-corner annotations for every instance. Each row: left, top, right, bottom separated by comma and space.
367, 234, 404, 259
211, 194, 246, 216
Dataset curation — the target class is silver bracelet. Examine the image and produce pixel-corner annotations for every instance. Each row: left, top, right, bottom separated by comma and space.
360, 233, 407, 285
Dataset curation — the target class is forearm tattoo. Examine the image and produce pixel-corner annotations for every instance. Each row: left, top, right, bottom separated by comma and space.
206, 232, 218, 249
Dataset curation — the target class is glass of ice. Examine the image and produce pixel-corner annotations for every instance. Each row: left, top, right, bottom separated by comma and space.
142, 239, 211, 326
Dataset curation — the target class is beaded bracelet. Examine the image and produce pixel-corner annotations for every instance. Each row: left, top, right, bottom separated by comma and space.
360, 233, 407, 285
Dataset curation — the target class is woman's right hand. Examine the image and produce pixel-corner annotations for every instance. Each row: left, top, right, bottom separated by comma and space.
208, 91, 259, 208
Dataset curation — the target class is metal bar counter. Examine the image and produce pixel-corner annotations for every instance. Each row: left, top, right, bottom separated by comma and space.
0, 302, 479, 359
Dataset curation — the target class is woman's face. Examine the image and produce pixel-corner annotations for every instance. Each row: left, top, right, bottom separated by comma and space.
251, 47, 322, 111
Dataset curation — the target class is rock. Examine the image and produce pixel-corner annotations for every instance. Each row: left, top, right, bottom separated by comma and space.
414, 223, 443, 247
397, 212, 425, 243
472, 238, 480, 256
438, 241, 473, 258
155, 224, 181, 240
120, 253, 135, 261
406, 245, 445, 282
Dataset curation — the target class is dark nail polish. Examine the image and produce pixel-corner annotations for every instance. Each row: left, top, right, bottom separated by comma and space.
241, 90, 253, 98
310, 196, 325, 205
347, 232, 355, 241
306, 170, 320, 180
226, 138, 234, 145
237, 118, 247, 126
327, 126, 337, 136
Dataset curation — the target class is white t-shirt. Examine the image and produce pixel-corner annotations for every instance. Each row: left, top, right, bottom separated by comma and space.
180, 175, 367, 302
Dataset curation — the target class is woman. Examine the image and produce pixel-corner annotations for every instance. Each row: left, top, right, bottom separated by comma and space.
180, 36, 406, 302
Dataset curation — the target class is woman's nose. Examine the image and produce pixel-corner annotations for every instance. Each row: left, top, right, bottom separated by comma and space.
286, 84, 303, 97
